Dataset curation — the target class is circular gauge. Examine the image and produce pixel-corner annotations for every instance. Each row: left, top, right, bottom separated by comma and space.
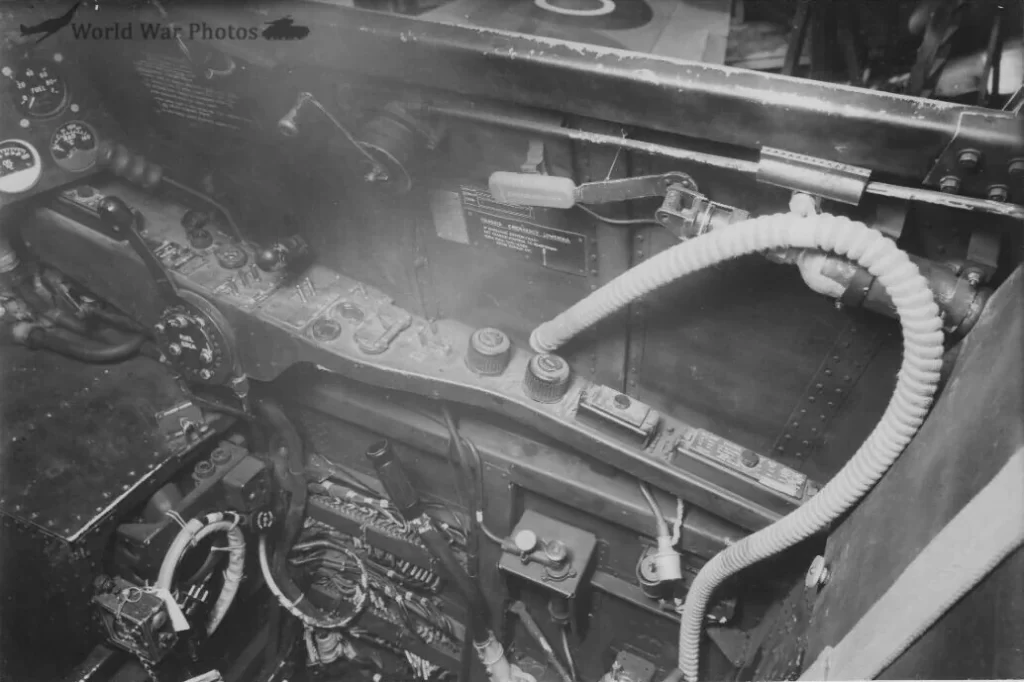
0, 140, 42, 194
7, 59, 68, 118
51, 121, 98, 172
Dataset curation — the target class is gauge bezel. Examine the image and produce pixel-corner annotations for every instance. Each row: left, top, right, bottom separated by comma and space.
8, 58, 70, 119
0, 139, 43, 194
50, 120, 99, 173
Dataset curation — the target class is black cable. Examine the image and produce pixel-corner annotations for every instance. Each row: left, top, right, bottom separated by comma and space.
577, 204, 663, 227
439, 405, 486, 682
440, 407, 480, 577
27, 326, 146, 363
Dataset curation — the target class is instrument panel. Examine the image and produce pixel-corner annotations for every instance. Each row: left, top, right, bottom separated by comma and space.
0, 46, 120, 206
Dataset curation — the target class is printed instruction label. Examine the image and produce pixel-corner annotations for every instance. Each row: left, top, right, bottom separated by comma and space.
676, 427, 808, 500
134, 53, 252, 130
431, 186, 588, 276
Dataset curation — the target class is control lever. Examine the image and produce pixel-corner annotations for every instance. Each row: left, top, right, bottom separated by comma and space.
277, 91, 386, 178
98, 196, 179, 304
488, 171, 749, 240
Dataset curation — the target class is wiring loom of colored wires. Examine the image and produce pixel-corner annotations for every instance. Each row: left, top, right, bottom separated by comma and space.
290, 525, 458, 645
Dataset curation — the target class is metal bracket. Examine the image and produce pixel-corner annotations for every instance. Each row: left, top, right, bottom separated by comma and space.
155, 401, 208, 449
521, 139, 548, 175
655, 185, 750, 240
923, 111, 1024, 202
574, 172, 695, 205
757, 148, 871, 205
963, 228, 1002, 285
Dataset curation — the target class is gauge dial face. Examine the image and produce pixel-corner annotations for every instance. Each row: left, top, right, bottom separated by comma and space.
51, 121, 98, 172
6, 59, 68, 118
0, 140, 42, 194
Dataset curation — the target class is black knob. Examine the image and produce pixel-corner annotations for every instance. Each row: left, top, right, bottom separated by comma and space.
181, 209, 209, 232
97, 196, 136, 234
524, 353, 572, 403
256, 248, 282, 272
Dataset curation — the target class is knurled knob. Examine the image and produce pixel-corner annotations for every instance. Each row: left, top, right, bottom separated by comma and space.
523, 353, 571, 403
466, 327, 512, 376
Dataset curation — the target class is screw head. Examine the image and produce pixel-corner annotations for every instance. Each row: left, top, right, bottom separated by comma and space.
939, 176, 961, 194
199, 369, 213, 380
986, 184, 1009, 202
168, 343, 182, 356
956, 149, 981, 171
805, 555, 830, 589
1008, 158, 1024, 176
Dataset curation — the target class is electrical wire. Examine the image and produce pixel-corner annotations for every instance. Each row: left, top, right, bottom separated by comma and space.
640, 483, 669, 537
561, 628, 577, 682
301, 92, 384, 173
289, 525, 458, 649
577, 204, 663, 227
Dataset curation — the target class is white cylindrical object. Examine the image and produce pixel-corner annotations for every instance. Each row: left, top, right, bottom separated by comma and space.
654, 535, 683, 582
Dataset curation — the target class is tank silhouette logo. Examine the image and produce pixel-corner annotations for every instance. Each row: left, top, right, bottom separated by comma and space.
261, 17, 310, 40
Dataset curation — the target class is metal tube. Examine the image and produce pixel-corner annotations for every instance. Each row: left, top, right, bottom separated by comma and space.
428, 103, 1024, 222
864, 181, 1024, 221
425, 104, 759, 175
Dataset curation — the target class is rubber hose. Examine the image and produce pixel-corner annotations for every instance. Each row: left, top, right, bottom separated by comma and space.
28, 326, 145, 363
524, 214, 944, 682
156, 512, 246, 636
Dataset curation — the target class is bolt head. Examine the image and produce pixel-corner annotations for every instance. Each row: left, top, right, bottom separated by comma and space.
545, 539, 569, 563
805, 555, 830, 589
939, 176, 961, 194
199, 369, 213, 380
1008, 158, 1024, 176
956, 149, 981, 171
168, 343, 181, 356
986, 184, 1009, 202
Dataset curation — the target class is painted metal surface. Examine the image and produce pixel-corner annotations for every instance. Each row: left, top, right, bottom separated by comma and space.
801, 267, 1024, 679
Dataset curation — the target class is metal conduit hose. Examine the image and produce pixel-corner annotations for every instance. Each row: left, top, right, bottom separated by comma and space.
528, 213, 945, 681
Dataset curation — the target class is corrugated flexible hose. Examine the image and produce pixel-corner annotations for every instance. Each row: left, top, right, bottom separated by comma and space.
528, 213, 945, 681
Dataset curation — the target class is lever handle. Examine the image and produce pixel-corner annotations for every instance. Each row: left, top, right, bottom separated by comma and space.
488, 172, 577, 208
488, 171, 697, 208
98, 195, 179, 303
97, 196, 137, 234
